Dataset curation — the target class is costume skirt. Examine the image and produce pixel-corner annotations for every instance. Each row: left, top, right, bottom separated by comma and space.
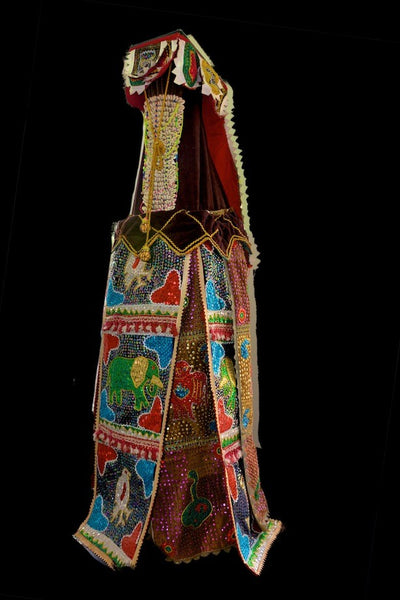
74, 210, 281, 574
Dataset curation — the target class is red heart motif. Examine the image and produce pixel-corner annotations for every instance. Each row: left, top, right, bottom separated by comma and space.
121, 521, 142, 559
103, 333, 120, 364
138, 396, 162, 432
150, 270, 181, 305
97, 444, 118, 476
218, 398, 233, 433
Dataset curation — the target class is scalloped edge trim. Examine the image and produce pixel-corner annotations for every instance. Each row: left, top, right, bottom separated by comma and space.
223, 82, 259, 270
165, 544, 233, 565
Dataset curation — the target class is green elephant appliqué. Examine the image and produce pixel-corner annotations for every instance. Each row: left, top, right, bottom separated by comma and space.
107, 356, 163, 410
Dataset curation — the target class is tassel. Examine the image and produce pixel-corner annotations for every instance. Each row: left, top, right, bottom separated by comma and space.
139, 245, 151, 262
140, 216, 150, 233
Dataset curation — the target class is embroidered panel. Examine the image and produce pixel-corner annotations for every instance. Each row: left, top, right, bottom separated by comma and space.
104, 238, 183, 335
227, 242, 270, 527
229, 460, 281, 574
201, 241, 282, 570
76, 239, 187, 567
78, 448, 153, 568
150, 248, 234, 561
200, 243, 239, 439
123, 39, 175, 92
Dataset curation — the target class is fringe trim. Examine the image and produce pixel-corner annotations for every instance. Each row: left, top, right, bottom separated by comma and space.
94, 425, 160, 461
103, 312, 178, 337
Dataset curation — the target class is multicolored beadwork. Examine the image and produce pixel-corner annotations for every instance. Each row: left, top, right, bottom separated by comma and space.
142, 95, 184, 212
74, 29, 281, 576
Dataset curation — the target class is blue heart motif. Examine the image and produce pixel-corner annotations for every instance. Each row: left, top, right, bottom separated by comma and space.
106, 280, 125, 306
100, 389, 115, 421
136, 459, 156, 498
87, 495, 109, 532
206, 280, 225, 311
145, 336, 174, 369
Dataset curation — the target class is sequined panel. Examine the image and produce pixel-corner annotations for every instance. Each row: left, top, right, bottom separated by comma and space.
131, 43, 162, 78
76, 239, 186, 568
203, 241, 281, 572
107, 238, 184, 311
150, 248, 234, 561
78, 445, 154, 568
227, 242, 271, 531
103, 238, 183, 336
99, 238, 185, 439
123, 40, 174, 91
200, 243, 240, 443
228, 459, 281, 574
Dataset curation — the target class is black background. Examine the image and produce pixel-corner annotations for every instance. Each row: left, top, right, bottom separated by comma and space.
3, 2, 399, 599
